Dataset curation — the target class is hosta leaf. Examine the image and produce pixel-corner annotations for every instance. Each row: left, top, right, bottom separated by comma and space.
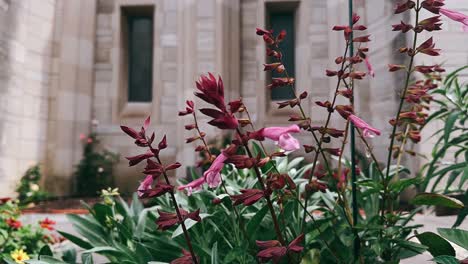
437, 228, 468, 250
415, 232, 455, 257
410, 193, 464, 209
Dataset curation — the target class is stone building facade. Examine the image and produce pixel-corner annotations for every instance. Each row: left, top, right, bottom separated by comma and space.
0, 0, 467, 196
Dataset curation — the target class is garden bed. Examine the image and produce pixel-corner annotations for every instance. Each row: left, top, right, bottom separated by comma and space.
21, 197, 128, 214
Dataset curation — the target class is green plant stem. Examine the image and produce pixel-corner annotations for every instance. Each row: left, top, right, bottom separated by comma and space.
236, 128, 286, 246
382, 0, 421, 220
155, 155, 199, 264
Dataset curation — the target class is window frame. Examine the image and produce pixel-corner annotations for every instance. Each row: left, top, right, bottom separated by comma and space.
264, 1, 300, 119
112, 1, 161, 122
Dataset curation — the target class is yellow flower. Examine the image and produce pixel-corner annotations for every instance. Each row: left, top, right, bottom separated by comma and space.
10, 249, 30, 264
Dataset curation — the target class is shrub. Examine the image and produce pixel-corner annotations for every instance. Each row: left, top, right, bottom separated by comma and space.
74, 133, 119, 197
16, 165, 50, 207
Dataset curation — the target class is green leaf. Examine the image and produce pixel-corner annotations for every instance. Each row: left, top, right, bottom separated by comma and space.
81, 254, 93, 264
172, 213, 210, 238
411, 193, 464, 209
444, 111, 460, 144
246, 205, 269, 236
415, 232, 455, 257
211, 242, 219, 264
57, 231, 93, 249
38, 245, 53, 256
135, 243, 153, 264
389, 177, 422, 194
437, 228, 468, 250
432, 255, 460, 264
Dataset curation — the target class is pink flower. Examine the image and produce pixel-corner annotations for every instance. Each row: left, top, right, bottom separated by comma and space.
365, 57, 375, 77
348, 114, 381, 138
177, 177, 205, 196
204, 153, 227, 188
440, 8, 468, 32
178, 153, 228, 195
137, 175, 154, 198
262, 125, 301, 151
79, 133, 86, 140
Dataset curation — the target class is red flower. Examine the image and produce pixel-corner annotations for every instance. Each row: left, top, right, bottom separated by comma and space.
121, 116, 153, 147
421, 0, 445, 14
256, 234, 304, 263
392, 21, 414, 33
231, 189, 265, 206
416, 37, 441, 56
195, 73, 239, 130
0, 197, 11, 205
39, 218, 56, 231
156, 209, 201, 230
6, 218, 22, 229
305, 179, 328, 193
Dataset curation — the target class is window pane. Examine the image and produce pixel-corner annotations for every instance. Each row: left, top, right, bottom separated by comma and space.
270, 12, 295, 101
128, 16, 153, 102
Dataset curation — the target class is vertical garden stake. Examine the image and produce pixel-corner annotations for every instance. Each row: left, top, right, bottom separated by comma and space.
348, 0, 360, 261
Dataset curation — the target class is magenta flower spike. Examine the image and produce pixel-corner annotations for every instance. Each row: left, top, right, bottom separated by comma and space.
348, 114, 381, 138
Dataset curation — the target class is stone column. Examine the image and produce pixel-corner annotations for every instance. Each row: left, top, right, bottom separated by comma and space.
46, 0, 96, 195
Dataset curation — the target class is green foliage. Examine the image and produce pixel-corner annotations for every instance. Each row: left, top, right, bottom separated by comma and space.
420, 66, 468, 195
0, 200, 58, 263
74, 133, 119, 197
16, 165, 50, 207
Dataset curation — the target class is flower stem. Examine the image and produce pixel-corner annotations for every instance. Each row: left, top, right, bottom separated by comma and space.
236, 128, 286, 246
382, 0, 421, 218
155, 155, 198, 264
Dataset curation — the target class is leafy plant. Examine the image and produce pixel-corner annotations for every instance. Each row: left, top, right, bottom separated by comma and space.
74, 133, 119, 197
420, 66, 468, 195
16, 165, 50, 207
0, 199, 60, 263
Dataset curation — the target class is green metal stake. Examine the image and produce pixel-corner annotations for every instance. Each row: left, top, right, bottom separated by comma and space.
348, 0, 360, 261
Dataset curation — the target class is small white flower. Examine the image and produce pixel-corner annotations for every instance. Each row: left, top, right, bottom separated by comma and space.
98, 167, 104, 173
30, 184, 40, 192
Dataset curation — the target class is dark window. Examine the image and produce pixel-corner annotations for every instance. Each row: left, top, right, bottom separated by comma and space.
127, 14, 153, 102
268, 10, 295, 101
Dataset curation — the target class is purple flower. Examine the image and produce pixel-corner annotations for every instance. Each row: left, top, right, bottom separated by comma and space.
261, 125, 301, 151
348, 114, 381, 138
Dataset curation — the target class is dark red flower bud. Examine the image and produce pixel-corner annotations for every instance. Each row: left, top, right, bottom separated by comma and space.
186, 136, 200, 143
256, 28, 272, 36
353, 35, 371, 43
337, 89, 353, 99
306, 179, 328, 193
349, 71, 366, 79
326, 70, 338, 76
335, 105, 354, 119
335, 56, 344, 64
185, 124, 196, 130
353, 25, 367, 31
228, 99, 243, 113
332, 25, 348, 31
212, 198, 222, 205
299, 91, 308, 99
126, 151, 154, 166
303, 145, 316, 153
277, 30, 286, 42
194, 145, 205, 152
139, 183, 173, 199
165, 162, 182, 171
158, 135, 167, 150
388, 64, 406, 72
263, 34, 275, 45
231, 189, 265, 206
288, 114, 304, 122
352, 13, 360, 24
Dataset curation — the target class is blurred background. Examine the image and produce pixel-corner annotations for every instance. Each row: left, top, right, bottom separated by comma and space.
0, 0, 466, 198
